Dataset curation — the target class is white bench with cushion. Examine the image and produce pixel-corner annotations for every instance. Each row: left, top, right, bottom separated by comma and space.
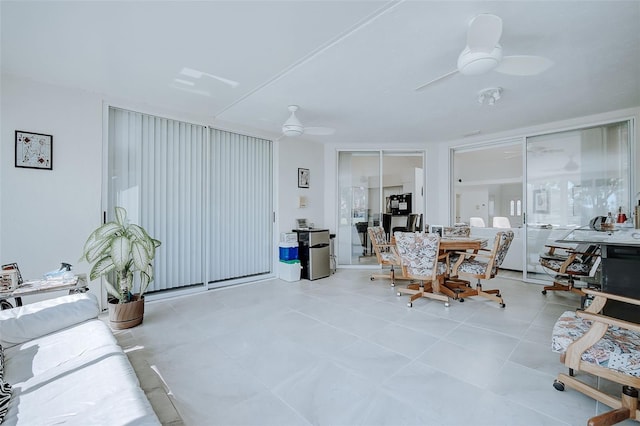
0, 293, 159, 425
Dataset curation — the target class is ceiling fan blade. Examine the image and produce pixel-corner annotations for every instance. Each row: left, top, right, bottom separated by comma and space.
304, 126, 335, 136
414, 69, 458, 91
467, 14, 502, 52
495, 55, 554, 76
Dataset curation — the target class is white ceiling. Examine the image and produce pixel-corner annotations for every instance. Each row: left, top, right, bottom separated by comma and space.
2, 1, 639, 145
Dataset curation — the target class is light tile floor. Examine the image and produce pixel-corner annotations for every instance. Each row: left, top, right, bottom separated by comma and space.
113, 269, 632, 426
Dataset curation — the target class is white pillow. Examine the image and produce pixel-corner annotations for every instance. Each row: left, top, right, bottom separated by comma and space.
0, 293, 99, 347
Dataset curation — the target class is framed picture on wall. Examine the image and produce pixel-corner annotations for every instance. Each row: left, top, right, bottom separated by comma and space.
15, 130, 53, 170
298, 168, 310, 188
533, 189, 549, 214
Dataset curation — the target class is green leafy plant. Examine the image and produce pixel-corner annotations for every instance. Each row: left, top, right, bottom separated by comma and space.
81, 206, 161, 303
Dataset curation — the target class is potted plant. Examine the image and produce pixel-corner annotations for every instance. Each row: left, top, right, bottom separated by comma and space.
80, 206, 161, 329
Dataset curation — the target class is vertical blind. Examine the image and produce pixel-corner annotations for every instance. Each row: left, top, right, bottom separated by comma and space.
108, 107, 273, 293
208, 129, 273, 285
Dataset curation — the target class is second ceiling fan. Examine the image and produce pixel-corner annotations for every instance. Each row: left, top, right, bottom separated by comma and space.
281, 105, 335, 138
415, 13, 553, 91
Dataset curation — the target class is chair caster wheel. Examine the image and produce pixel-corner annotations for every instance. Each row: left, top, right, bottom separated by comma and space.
390, 283, 395, 287
459, 298, 464, 302
444, 302, 450, 307
407, 302, 412, 308
370, 277, 375, 281
396, 292, 401, 297
542, 290, 547, 295
500, 303, 506, 308
553, 380, 565, 391
496, 293, 501, 297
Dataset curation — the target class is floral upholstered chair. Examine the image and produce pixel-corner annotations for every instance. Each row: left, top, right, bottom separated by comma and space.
393, 231, 450, 308
551, 289, 640, 425
447, 230, 514, 307
443, 225, 471, 238
539, 244, 601, 296
368, 226, 404, 287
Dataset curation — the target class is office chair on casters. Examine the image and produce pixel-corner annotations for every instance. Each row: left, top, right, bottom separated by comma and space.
393, 231, 450, 308
551, 289, 640, 426
368, 226, 406, 287
448, 230, 514, 308
539, 244, 601, 296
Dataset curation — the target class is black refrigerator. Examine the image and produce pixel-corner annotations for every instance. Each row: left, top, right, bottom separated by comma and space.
295, 229, 331, 280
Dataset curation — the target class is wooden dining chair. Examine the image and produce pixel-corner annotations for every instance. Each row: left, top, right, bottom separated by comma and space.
447, 230, 514, 308
551, 289, 640, 426
393, 231, 450, 308
539, 244, 601, 296
368, 226, 405, 287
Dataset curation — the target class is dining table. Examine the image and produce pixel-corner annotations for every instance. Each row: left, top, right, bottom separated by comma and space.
438, 236, 488, 299
391, 233, 488, 299
440, 236, 488, 252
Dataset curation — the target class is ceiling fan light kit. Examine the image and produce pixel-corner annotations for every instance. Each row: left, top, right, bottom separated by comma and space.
478, 87, 502, 106
280, 105, 335, 138
282, 105, 304, 136
415, 13, 552, 91
458, 45, 503, 75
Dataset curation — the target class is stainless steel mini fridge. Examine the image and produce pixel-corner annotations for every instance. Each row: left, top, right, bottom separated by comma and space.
296, 229, 330, 280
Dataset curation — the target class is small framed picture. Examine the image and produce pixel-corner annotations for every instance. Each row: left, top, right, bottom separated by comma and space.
533, 189, 549, 214
429, 225, 444, 237
15, 130, 53, 170
298, 168, 310, 188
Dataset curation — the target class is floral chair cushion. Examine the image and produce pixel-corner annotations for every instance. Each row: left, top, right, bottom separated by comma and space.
491, 231, 514, 275
539, 257, 592, 274
454, 231, 514, 277
456, 258, 490, 275
369, 226, 399, 265
368, 226, 387, 246
443, 226, 471, 237
394, 232, 446, 279
552, 311, 640, 378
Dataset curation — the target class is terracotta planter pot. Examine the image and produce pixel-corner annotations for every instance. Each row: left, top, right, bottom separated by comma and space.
108, 293, 144, 330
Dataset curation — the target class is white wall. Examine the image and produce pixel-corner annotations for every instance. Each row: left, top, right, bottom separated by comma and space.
1, 75, 317, 302
277, 137, 325, 235
1, 75, 103, 288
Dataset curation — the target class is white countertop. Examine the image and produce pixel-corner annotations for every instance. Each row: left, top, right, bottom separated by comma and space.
558, 228, 640, 246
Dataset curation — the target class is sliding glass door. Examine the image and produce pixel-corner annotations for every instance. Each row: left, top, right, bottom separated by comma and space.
337, 150, 424, 266
452, 141, 524, 273
337, 151, 381, 266
524, 121, 631, 281
107, 107, 273, 293
450, 120, 631, 283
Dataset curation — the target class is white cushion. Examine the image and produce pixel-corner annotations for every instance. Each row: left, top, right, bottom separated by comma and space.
0, 293, 99, 347
3, 319, 159, 425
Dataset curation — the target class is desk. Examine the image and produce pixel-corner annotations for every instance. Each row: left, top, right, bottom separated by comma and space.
557, 229, 640, 322
0, 275, 88, 309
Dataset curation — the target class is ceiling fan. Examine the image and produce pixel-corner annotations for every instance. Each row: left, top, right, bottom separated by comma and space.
281, 105, 335, 138
415, 13, 553, 91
